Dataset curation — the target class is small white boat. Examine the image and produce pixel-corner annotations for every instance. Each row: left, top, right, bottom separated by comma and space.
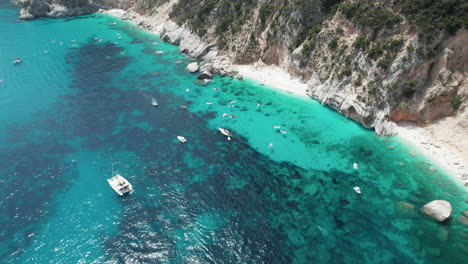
179, 105, 187, 109
177, 136, 187, 143
206, 102, 213, 105
353, 186, 361, 194
107, 174, 133, 196
218, 127, 232, 137
13, 58, 23, 64
274, 126, 281, 129
109, 22, 117, 26
269, 143, 273, 149
151, 97, 158, 107
222, 113, 229, 118
353, 163, 359, 169
280, 130, 287, 134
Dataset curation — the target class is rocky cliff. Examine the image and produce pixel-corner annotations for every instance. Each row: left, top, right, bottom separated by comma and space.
17, 0, 99, 19
17, 0, 467, 136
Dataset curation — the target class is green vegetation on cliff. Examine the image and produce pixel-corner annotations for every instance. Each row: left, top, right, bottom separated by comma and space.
59, 0, 90, 8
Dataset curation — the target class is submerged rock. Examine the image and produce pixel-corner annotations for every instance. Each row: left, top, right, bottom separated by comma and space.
462, 210, 468, 218
395, 201, 418, 218
457, 215, 468, 227
187, 62, 199, 73
435, 227, 449, 242
193, 79, 210, 86
422, 200, 452, 222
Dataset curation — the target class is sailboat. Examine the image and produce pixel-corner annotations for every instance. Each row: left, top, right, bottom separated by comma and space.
151, 97, 158, 107
107, 163, 133, 196
13, 58, 23, 64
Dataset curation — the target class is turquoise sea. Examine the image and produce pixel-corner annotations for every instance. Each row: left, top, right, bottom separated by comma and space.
0, 2, 467, 263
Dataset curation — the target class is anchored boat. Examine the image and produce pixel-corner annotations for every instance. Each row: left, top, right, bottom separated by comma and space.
151, 97, 158, 107
108, 174, 133, 196
107, 164, 133, 196
218, 127, 232, 141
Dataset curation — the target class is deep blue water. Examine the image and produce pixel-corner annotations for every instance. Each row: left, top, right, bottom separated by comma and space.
1, 2, 467, 263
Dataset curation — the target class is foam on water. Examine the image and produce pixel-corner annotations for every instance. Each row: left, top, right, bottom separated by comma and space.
0, 4, 467, 264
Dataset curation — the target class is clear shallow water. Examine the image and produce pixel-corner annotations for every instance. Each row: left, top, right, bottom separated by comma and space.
0, 4, 467, 264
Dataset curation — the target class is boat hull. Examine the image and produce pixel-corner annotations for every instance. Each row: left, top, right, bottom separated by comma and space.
107, 174, 133, 196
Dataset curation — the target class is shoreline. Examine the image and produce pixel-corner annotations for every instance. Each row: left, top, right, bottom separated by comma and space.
102, 8, 467, 187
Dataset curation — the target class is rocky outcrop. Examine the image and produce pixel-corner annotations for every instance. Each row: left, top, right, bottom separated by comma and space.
18, 0, 99, 20
422, 200, 452, 222
197, 71, 212, 80
160, 21, 217, 60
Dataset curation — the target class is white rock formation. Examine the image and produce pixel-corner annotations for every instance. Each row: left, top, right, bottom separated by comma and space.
187, 62, 199, 73
422, 200, 452, 222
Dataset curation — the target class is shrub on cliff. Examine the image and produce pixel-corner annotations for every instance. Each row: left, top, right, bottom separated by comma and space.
399, 0, 467, 41
59, 0, 90, 8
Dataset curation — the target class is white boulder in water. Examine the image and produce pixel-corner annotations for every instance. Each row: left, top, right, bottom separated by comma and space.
423, 200, 452, 222
187, 62, 199, 73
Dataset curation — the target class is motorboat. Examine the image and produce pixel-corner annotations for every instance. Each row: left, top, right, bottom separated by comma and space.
280, 130, 287, 134
218, 127, 232, 140
13, 58, 23, 64
269, 143, 273, 149
179, 105, 187, 109
353, 163, 359, 169
151, 97, 158, 107
177, 136, 187, 143
109, 22, 117, 26
107, 174, 133, 196
218, 127, 232, 137
353, 186, 361, 194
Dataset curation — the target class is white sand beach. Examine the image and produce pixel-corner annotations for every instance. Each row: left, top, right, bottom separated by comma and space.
235, 64, 309, 98
396, 113, 468, 186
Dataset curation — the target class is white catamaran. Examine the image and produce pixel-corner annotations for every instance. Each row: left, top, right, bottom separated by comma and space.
107, 163, 133, 196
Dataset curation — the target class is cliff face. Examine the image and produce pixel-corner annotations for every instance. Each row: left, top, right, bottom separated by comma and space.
163, 0, 467, 134
17, 0, 467, 135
